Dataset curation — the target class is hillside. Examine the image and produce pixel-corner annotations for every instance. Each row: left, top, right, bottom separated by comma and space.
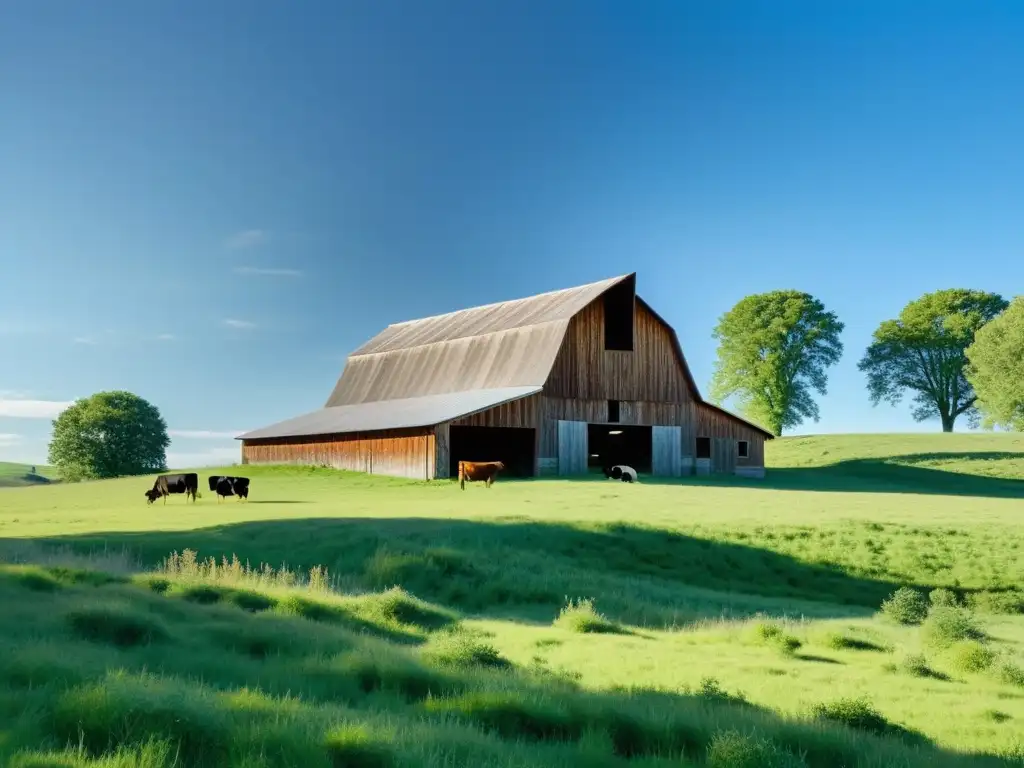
0, 462, 55, 488
0, 434, 1022, 766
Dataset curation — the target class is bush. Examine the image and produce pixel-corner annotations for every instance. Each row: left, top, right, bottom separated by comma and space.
422, 628, 511, 669
706, 730, 807, 768
922, 606, 984, 649
899, 653, 935, 678
821, 632, 885, 652
950, 641, 996, 674
749, 621, 801, 656
879, 587, 929, 625
929, 587, 959, 608
966, 590, 1024, 615
554, 598, 623, 634
810, 697, 892, 736
996, 661, 1024, 688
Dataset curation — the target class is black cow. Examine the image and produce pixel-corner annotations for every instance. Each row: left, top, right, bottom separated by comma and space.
208, 475, 250, 502
145, 473, 199, 504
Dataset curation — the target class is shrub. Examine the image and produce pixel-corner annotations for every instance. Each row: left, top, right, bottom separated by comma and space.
950, 641, 996, 674
706, 730, 807, 768
996, 661, 1024, 688
929, 587, 959, 608
324, 723, 395, 768
554, 598, 623, 634
66, 606, 168, 648
5, 566, 62, 592
422, 628, 511, 669
899, 653, 935, 678
821, 632, 885, 652
922, 606, 984, 649
749, 621, 802, 656
879, 587, 929, 625
967, 590, 1024, 615
810, 697, 892, 736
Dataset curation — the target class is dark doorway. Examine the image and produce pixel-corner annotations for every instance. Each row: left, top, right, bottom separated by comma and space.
696, 437, 711, 459
449, 426, 536, 478
587, 423, 652, 473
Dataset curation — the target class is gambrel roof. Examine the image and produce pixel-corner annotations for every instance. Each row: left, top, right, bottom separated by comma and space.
239, 273, 774, 440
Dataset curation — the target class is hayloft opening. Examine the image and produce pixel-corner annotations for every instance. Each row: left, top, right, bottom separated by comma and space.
449, 426, 536, 479
603, 279, 634, 351
587, 423, 651, 474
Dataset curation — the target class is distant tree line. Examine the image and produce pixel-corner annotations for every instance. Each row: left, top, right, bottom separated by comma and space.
711, 289, 1024, 436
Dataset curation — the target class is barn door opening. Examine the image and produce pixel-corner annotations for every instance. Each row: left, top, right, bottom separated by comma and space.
587, 423, 652, 474
449, 426, 536, 478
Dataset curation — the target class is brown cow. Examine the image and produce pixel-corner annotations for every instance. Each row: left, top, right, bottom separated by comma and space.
458, 460, 505, 490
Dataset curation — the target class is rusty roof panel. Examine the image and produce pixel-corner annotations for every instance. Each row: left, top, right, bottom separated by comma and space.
238, 386, 543, 441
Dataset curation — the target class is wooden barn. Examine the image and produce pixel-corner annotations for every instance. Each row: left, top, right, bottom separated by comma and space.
237, 273, 773, 480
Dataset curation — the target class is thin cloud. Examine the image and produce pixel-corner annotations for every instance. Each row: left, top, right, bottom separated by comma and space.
223, 318, 256, 330
156, 333, 176, 341
233, 266, 303, 277
224, 229, 267, 250
0, 433, 21, 446
169, 429, 244, 439
0, 397, 74, 419
73, 336, 99, 345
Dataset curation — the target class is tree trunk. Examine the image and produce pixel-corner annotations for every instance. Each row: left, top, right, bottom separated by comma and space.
941, 414, 955, 432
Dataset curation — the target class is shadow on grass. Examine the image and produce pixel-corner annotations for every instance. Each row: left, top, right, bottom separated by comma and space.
9, 516, 911, 627
623, 451, 1024, 500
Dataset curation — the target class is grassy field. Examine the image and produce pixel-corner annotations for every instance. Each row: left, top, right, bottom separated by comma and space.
0, 461, 55, 488
0, 434, 1022, 766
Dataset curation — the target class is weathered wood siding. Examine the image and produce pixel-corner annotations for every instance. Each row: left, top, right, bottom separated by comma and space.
694, 403, 766, 468
652, 425, 683, 477
241, 428, 436, 480
545, 300, 695, 403
557, 420, 589, 475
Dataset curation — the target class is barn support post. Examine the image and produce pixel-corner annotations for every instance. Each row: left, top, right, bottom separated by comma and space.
434, 423, 451, 480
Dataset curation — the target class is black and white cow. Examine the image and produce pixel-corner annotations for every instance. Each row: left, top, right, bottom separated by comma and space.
602, 465, 638, 483
145, 473, 199, 504
208, 475, 250, 502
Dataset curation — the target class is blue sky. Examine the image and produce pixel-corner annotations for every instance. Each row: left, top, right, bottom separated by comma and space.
2, 0, 1023, 466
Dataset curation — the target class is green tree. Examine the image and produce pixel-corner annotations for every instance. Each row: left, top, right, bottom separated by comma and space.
965, 296, 1024, 431
47, 391, 170, 481
710, 291, 845, 436
858, 289, 1008, 432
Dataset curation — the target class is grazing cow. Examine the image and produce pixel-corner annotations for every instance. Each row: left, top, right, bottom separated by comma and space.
457, 460, 505, 490
208, 475, 250, 502
145, 472, 199, 504
602, 465, 637, 483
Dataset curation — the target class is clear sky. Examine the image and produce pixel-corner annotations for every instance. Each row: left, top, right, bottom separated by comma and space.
2, 0, 1023, 466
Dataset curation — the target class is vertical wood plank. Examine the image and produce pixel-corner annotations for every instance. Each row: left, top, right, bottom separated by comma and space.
651, 426, 682, 477
557, 420, 589, 475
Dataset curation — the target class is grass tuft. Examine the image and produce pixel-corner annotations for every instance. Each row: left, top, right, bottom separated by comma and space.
810, 696, 895, 737
324, 723, 395, 768
821, 631, 887, 653
423, 691, 582, 742
749, 620, 802, 656
421, 627, 511, 669
996, 661, 1024, 688
554, 598, 624, 634
706, 730, 807, 768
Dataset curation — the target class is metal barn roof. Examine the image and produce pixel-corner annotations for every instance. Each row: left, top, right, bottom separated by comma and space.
237, 386, 543, 441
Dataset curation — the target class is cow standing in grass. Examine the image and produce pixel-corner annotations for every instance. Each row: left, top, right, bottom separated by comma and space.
209, 475, 250, 502
145, 473, 199, 504
457, 461, 504, 490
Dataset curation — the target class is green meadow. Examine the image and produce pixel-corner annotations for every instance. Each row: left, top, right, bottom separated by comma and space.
0, 461, 55, 488
0, 433, 1022, 766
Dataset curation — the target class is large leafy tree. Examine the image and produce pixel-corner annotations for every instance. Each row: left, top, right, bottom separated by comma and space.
710, 290, 845, 436
858, 289, 1008, 432
965, 296, 1024, 432
48, 390, 170, 481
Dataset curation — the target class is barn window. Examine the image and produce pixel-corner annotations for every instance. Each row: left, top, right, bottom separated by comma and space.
695, 437, 711, 459
737, 440, 749, 458
603, 280, 634, 351
607, 400, 620, 422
